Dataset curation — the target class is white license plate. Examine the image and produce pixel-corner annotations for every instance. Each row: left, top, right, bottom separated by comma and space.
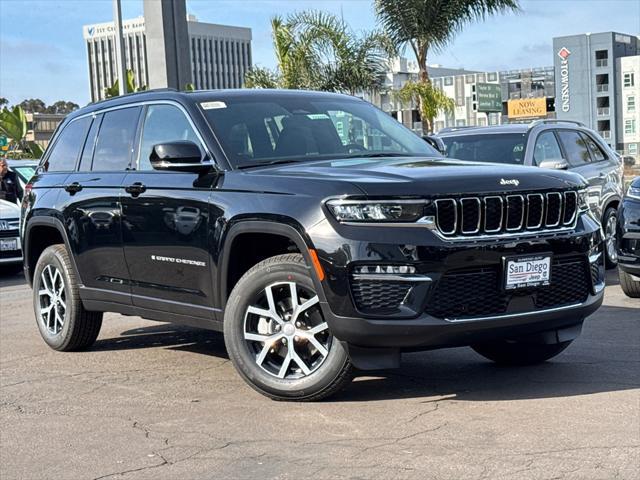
0, 238, 19, 252
504, 255, 551, 290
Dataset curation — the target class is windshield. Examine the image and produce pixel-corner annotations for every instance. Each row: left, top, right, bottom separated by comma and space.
200, 95, 440, 168
11, 165, 37, 183
441, 133, 527, 165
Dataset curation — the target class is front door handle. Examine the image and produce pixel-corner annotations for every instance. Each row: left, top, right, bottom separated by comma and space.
125, 182, 147, 196
64, 182, 83, 194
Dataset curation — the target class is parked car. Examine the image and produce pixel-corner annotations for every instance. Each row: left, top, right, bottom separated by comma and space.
21, 89, 604, 401
435, 121, 624, 268
7, 159, 39, 201
617, 177, 640, 298
0, 199, 23, 272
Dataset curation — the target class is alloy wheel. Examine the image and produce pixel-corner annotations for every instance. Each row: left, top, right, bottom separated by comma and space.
605, 214, 618, 263
243, 282, 331, 379
38, 265, 66, 335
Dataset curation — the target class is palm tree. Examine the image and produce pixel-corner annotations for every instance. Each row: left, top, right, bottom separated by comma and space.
375, 0, 520, 131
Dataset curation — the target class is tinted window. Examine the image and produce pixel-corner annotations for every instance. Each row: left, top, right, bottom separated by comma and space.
138, 105, 202, 170
200, 96, 438, 168
441, 133, 526, 165
45, 117, 92, 172
581, 133, 607, 162
78, 115, 101, 171
533, 131, 563, 165
93, 107, 141, 171
557, 130, 591, 166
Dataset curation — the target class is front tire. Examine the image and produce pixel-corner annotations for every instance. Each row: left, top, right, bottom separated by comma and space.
33, 244, 103, 351
472, 338, 573, 365
619, 269, 640, 298
224, 254, 353, 401
603, 207, 618, 269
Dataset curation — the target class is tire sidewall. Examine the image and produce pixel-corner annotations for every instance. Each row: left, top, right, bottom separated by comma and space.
33, 246, 76, 350
603, 207, 618, 268
224, 257, 349, 399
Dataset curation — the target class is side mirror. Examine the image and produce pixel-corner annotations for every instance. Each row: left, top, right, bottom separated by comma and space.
539, 159, 569, 170
150, 141, 211, 173
422, 135, 446, 155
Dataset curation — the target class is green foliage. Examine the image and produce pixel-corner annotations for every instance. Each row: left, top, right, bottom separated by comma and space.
18, 98, 47, 114
0, 105, 43, 158
396, 80, 454, 132
184, 83, 196, 92
104, 70, 148, 98
245, 10, 393, 95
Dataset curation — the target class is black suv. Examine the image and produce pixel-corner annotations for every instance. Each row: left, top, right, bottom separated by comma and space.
617, 177, 640, 298
22, 90, 605, 401
434, 122, 624, 268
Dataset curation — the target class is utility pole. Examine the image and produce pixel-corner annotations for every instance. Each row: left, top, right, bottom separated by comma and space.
113, 0, 127, 96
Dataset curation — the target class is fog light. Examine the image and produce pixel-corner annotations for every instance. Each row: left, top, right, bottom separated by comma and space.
353, 265, 416, 275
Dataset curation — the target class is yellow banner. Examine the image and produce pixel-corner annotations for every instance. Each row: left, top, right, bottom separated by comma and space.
508, 97, 547, 119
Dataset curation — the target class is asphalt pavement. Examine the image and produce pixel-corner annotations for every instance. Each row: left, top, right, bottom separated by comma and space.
1, 269, 638, 479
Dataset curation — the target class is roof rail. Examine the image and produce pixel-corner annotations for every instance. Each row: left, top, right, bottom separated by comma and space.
528, 119, 586, 129
437, 126, 478, 134
89, 87, 179, 106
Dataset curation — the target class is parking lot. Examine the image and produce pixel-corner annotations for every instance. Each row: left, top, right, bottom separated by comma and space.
0, 269, 638, 480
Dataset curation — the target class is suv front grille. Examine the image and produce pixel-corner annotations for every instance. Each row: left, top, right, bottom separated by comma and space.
435, 191, 578, 238
425, 255, 590, 320
351, 280, 412, 312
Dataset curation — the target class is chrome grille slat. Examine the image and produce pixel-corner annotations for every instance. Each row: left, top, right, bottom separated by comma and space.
435, 191, 579, 238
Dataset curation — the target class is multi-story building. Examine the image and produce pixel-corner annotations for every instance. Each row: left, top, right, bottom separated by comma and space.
83, 15, 252, 102
500, 67, 556, 123
617, 55, 640, 157
25, 113, 65, 149
553, 32, 639, 151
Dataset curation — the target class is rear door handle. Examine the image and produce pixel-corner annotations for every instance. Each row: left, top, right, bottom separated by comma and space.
64, 182, 83, 194
125, 182, 147, 196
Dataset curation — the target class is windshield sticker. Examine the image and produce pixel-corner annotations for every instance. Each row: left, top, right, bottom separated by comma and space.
201, 101, 227, 110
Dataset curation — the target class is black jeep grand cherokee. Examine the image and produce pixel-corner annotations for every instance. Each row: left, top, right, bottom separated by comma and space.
22, 90, 605, 401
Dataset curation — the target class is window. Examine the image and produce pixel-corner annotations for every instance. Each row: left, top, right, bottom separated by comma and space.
78, 115, 101, 171
455, 119, 466, 127
629, 143, 638, 155
444, 77, 453, 86
557, 130, 591, 166
138, 105, 202, 170
581, 133, 607, 162
441, 133, 527, 165
628, 96, 636, 113
625, 119, 637, 135
487, 72, 497, 82
533, 131, 563, 164
465, 74, 475, 84
624, 73, 635, 88
44, 116, 91, 172
92, 107, 141, 171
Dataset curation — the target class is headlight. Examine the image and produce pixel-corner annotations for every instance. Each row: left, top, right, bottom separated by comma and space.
577, 188, 589, 212
326, 199, 427, 222
627, 184, 640, 201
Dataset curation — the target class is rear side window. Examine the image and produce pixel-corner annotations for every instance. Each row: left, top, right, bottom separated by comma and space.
78, 114, 102, 171
581, 133, 607, 162
137, 104, 202, 170
44, 117, 92, 172
92, 107, 141, 171
557, 130, 591, 166
533, 131, 563, 165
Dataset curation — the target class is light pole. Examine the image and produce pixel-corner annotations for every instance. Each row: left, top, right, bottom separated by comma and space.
113, 0, 127, 96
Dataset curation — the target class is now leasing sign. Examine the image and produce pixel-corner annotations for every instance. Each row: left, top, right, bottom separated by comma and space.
508, 97, 547, 119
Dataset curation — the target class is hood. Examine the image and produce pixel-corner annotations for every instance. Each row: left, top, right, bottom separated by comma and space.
246, 156, 587, 197
0, 199, 20, 219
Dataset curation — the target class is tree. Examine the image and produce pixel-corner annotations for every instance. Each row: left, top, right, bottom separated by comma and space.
395, 80, 454, 129
0, 98, 8, 108
374, 0, 519, 131
104, 70, 147, 98
46, 101, 79, 114
244, 67, 280, 89
0, 106, 43, 158
18, 98, 47, 113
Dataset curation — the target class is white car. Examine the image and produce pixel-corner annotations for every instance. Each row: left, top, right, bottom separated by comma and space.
0, 199, 22, 267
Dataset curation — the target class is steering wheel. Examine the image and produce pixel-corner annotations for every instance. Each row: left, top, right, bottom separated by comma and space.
344, 143, 367, 153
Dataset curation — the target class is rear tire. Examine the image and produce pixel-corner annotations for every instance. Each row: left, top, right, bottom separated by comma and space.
603, 207, 618, 269
224, 253, 353, 401
619, 269, 640, 298
472, 338, 572, 365
33, 244, 103, 351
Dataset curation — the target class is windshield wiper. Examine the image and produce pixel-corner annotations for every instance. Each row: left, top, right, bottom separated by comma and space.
237, 158, 303, 169
346, 152, 412, 158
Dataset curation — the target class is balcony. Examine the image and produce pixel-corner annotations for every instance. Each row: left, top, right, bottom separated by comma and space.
597, 107, 610, 116
599, 130, 611, 139
596, 84, 609, 93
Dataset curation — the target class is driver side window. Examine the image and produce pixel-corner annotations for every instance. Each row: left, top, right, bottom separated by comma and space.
137, 104, 203, 171
533, 131, 563, 165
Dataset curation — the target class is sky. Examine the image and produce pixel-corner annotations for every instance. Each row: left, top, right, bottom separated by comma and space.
0, 0, 638, 107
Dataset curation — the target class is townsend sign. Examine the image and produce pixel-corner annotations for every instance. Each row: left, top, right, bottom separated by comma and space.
558, 47, 571, 113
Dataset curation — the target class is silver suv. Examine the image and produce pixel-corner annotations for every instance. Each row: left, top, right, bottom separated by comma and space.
434, 120, 624, 268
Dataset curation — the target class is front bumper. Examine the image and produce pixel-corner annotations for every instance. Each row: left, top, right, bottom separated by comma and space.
617, 198, 640, 276
311, 212, 605, 350
0, 234, 23, 264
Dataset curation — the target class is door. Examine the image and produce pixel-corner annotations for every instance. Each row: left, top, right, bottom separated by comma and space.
556, 129, 607, 218
120, 103, 216, 319
58, 107, 142, 300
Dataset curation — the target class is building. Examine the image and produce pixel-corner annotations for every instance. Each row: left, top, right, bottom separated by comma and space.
617, 55, 639, 157
25, 113, 65, 149
553, 32, 639, 152
500, 66, 556, 123
83, 15, 252, 102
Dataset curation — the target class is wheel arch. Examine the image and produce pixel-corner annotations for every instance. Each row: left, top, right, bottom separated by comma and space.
218, 220, 326, 309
